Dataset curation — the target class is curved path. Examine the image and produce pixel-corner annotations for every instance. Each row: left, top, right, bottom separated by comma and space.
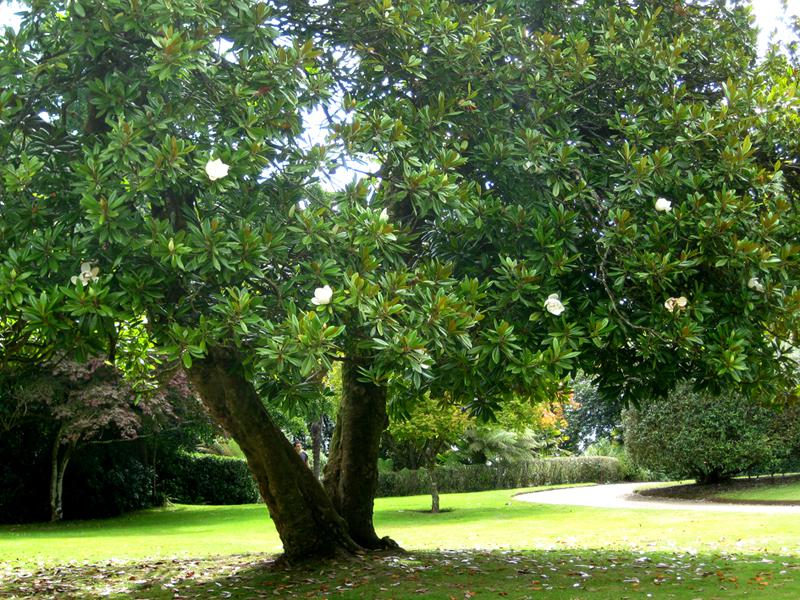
515, 483, 800, 514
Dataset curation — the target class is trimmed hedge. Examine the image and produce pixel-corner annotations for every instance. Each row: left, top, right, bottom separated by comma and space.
159, 452, 260, 505
376, 457, 623, 498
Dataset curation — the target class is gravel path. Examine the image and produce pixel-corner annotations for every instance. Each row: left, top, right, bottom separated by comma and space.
514, 483, 800, 514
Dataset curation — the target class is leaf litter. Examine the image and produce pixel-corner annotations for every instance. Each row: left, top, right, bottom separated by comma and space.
1, 549, 799, 599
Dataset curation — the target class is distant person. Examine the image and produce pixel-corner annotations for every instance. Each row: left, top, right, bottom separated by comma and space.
294, 440, 309, 466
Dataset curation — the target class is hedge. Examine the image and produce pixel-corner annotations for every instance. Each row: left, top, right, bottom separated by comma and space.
376, 457, 623, 498
159, 452, 260, 505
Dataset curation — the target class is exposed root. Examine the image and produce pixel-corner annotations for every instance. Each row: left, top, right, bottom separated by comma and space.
378, 535, 402, 551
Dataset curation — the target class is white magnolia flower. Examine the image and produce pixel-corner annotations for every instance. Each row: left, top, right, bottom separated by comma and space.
379, 207, 389, 222
655, 197, 672, 212
311, 285, 333, 306
544, 293, 565, 316
205, 158, 229, 181
71, 262, 99, 286
664, 296, 688, 312
747, 277, 765, 293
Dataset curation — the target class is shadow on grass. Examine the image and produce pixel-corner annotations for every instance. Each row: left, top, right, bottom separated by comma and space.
3, 548, 799, 599
0, 504, 268, 537
2, 498, 540, 536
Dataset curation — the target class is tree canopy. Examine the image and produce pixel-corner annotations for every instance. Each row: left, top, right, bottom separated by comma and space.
1, 0, 798, 560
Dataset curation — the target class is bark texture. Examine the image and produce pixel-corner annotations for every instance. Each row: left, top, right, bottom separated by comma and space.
310, 417, 322, 480
324, 360, 396, 549
187, 347, 360, 562
427, 466, 440, 514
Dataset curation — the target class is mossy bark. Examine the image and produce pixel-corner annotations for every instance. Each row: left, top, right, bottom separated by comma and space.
187, 347, 360, 563
324, 359, 397, 549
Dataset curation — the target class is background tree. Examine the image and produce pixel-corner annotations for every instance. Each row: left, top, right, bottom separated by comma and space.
2, 0, 799, 561
387, 395, 472, 512
262, 364, 340, 479
6, 357, 191, 521
561, 374, 624, 453
624, 383, 800, 484
448, 393, 569, 465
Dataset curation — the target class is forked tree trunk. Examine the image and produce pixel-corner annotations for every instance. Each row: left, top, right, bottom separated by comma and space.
324, 360, 397, 549
187, 347, 360, 563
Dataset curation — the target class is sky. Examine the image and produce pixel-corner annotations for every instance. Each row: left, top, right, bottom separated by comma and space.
754, 0, 799, 53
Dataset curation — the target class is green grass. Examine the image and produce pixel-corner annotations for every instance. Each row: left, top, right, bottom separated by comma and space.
716, 480, 800, 502
637, 475, 800, 503
3, 486, 800, 598
0, 503, 284, 566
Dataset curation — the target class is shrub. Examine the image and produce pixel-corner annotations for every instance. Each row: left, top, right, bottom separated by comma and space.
159, 452, 260, 505
376, 456, 623, 497
0, 420, 53, 523
454, 427, 553, 466
64, 441, 156, 519
583, 438, 653, 481
624, 384, 799, 484
0, 427, 158, 522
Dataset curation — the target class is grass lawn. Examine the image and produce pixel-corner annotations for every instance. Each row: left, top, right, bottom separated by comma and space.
2, 486, 800, 598
715, 479, 800, 502
640, 475, 800, 504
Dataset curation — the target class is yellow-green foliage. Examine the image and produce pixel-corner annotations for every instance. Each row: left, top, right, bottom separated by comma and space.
389, 395, 473, 466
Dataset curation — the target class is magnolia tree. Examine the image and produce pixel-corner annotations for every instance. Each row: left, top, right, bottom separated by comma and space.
1, 0, 799, 560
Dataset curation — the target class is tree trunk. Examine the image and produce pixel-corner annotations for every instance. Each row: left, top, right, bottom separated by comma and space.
55, 441, 75, 519
324, 359, 397, 549
311, 417, 322, 480
49, 431, 74, 522
428, 466, 440, 514
698, 469, 729, 485
49, 434, 62, 522
187, 347, 360, 563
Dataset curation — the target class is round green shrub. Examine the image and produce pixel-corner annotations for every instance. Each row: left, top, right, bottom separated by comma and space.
624, 384, 797, 484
